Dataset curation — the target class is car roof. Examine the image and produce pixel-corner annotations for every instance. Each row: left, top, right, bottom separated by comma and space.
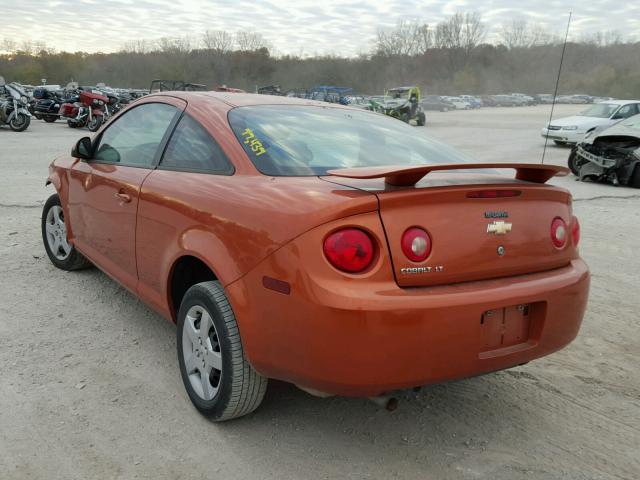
595, 99, 640, 105
149, 91, 348, 109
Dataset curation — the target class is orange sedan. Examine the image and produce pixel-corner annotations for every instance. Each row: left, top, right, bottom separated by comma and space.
42, 92, 590, 421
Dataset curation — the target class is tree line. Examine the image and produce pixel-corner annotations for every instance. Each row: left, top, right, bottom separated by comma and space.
1, 13, 639, 98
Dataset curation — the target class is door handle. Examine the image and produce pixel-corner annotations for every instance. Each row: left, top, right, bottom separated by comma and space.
115, 192, 131, 203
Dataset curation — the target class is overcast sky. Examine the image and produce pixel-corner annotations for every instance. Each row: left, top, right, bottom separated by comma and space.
3, 0, 638, 56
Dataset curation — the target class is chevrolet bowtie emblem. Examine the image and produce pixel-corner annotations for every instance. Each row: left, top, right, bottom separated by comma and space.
487, 221, 512, 235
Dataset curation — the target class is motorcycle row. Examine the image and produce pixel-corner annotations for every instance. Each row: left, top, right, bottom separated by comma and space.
0, 77, 143, 133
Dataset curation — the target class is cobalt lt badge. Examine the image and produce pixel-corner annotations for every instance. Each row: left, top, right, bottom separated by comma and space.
487, 221, 512, 235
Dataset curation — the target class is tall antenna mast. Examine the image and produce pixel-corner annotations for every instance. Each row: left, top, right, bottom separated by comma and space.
542, 12, 572, 164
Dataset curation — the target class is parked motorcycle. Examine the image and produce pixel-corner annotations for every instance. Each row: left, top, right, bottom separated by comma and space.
0, 79, 32, 132
31, 87, 69, 123
59, 89, 108, 131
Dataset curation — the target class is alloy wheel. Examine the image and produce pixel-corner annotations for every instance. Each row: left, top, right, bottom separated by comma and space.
182, 305, 223, 401
45, 205, 72, 260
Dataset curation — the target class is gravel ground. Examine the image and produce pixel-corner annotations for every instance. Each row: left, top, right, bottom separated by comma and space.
0, 105, 638, 480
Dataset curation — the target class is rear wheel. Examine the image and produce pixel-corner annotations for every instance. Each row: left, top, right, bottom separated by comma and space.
554, 140, 567, 146
42, 194, 92, 271
43, 115, 57, 123
416, 112, 426, 126
177, 281, 267, 421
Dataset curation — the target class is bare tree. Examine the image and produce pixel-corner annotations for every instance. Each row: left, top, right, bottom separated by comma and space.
376, 20, 431, 56
202, 30, 234, 53
584, 30, 623, 46
434, 12, 485, 50
499, 19, 528, 48
235, 32, 269, 52
156, 36, 193, 54
1, 38, 17, 53
121, 39, 153, 54
499, 19, 554, 48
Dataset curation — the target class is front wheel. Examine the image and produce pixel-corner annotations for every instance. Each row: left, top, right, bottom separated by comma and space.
416, 112, 426, 126
629, 165, 640, 188
9, 113, 30, 132
177, 281, 267, 421
87, 115, 103, 132
554, 140, 567, 147
42, 194, 92, 270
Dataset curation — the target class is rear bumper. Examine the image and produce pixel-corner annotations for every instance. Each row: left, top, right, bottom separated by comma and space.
228, 257, 590, 397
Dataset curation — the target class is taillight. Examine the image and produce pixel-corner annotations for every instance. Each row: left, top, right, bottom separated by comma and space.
401, 227, 432, 262
571, 216, 580, 246
550, 217, 568, 248
323, 228, 374, 273
466, 190, 521, 198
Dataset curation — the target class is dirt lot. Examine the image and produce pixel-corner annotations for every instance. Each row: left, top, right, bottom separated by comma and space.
1, 105, 638, 480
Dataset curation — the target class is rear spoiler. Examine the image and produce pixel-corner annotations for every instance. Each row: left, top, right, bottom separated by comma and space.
327, 163, 569, 186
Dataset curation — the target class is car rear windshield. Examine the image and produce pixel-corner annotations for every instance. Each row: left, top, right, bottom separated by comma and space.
228, 105, 471, 176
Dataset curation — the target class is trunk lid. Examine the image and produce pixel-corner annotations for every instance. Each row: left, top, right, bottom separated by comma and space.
324, 166, 575, 287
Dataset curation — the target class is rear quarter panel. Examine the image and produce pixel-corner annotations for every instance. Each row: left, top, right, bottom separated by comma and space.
135, 173, 376, 321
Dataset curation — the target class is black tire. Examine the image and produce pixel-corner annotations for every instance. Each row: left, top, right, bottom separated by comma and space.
43, 115, 57, 123
9, 113, 30, 132
416, 112, 426, 126
41, 194, 92, 271
87, 115, 103, 132
567, 150, 586, 176
67, 120, 78, 128
554, 140, 567, 146
177, 281, 267, 421
629, 164, 640, 188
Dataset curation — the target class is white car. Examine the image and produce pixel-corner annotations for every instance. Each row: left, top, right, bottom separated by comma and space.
540, 100, 640, 145
442, 96, 471, 110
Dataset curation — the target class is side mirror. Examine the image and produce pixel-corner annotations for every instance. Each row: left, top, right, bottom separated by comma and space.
72, 137, 93, 160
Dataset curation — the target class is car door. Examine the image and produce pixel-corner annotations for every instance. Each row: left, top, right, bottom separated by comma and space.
135, 111, 235, 316
67, 100, 184, 293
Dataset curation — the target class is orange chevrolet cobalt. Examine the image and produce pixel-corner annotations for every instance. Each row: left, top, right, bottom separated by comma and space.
42, 92, 590, 420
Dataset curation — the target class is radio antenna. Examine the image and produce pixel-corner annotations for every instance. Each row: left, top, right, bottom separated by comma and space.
542, 11, 572, 164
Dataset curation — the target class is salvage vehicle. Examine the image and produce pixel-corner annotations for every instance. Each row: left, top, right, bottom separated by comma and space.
149, 79, 207, 93
541, 100, 640, 146
372, 86, 426, 125
421, 95, 454, 112
43, 92, 590, 421
568, 113, 640, 187
491, 94, 519, 107
460, 95, 482, 109
510, 93, 536, 106
257, 85, 282, 95
309, 86, 353, 105
441, 96, 472, 110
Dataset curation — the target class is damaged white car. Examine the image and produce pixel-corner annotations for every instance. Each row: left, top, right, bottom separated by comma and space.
568, 113, 640, 187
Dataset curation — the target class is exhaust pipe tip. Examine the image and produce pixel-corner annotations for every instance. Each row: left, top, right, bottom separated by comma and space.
368, 394, 398, 411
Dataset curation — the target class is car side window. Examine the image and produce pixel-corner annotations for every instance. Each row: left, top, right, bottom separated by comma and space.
160, 114, 234, 174
93, 103, 178, 167
613, 104, 637, 120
